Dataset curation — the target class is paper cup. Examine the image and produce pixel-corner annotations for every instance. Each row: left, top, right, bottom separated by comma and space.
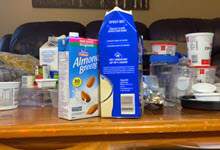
186, 32, 214, 66
151, 42, 176, 56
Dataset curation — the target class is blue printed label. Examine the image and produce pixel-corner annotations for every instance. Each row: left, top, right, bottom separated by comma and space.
58, 37, 99, 120
99, 7, 141, 118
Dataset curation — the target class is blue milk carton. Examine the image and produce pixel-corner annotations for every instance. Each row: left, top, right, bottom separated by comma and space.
58, 35, 99, 120
99, 7, 142, 118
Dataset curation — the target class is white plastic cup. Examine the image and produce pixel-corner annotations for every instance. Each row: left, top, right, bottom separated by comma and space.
0, 82, 20, 110
186, 32, 214, 67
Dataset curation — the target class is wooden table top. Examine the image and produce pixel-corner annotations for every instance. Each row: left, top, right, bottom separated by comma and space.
1, 106, 220, 139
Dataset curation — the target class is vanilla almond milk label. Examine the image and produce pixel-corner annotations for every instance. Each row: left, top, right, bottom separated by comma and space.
99, 7, 141, 118
58, 37, 99, 120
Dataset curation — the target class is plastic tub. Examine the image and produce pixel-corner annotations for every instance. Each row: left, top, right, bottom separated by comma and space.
0, 82, 20, 110
151, 42, 176, 56
18, 88, 51, 107
186, 32, 214, 67
35, 79, 57, 88
191, 66, 216, 83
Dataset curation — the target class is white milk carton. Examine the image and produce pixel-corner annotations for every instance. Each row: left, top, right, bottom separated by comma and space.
99, 7, 142, 118
58, 35, 99, 120
39, 40, 58, 71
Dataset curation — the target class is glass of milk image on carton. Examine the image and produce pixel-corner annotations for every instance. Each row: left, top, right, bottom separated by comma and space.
99, 7, 142, 118
58, 33, 99, 120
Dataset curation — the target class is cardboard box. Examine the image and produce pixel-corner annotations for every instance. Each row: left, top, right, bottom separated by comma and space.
58, 36, 99, 120
39, 41, 58, 71
99, 7, 142, 118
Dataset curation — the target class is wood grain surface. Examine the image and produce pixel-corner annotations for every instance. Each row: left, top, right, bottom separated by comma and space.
0, 106, 220, 139
0, 106, 220, 149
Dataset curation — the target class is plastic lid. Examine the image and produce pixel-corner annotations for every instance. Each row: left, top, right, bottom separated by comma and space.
150, 55, 179, 64
185, 32, 214, 37
35, 79, 58, 82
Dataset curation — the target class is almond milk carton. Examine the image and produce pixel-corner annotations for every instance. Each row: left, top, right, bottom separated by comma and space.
99, 7, 142, 118
58, 34, 99, 120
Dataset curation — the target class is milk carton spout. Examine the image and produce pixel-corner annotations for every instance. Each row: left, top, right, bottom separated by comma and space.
105, 6, 132, 16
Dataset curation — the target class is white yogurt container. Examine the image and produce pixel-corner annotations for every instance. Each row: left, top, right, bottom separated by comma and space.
35, 79, 57, 88
151, 42, 176, 56
191, 66, 216, 84
0, 82, 20, 110
21, 76, 35, 88
186, 32, 214, 67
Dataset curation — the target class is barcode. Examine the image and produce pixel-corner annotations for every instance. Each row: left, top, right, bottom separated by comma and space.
121, 94, 135, 115
191, 55, 198, 63
72, 106, 82, 112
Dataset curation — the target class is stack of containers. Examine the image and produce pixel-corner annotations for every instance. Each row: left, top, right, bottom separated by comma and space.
186, 33, 216, 84
149, 42, 180, 105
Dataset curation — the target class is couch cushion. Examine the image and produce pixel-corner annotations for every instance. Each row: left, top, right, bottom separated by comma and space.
9, 21, 85, 58
149, 18, 219, 54
85, 20, 103, 39
85, 20, 149, 40
149, 18, 215, 41
0, 34, 12, 52
149, 19, 199, 42
211, 18, 220, 55
135, 21, 149, 40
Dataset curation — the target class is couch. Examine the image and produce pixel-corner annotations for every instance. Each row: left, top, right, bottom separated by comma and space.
1, 18, 220, 74
0, 21, 148, 58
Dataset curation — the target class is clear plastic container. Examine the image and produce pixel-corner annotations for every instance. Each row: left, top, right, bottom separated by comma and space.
150, 63, 177, 103
150, 55, 179, 105
49, 89, 58, 108
18, 88, 52, 107
0, 82, 20, 110
175, 66, 195, 98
